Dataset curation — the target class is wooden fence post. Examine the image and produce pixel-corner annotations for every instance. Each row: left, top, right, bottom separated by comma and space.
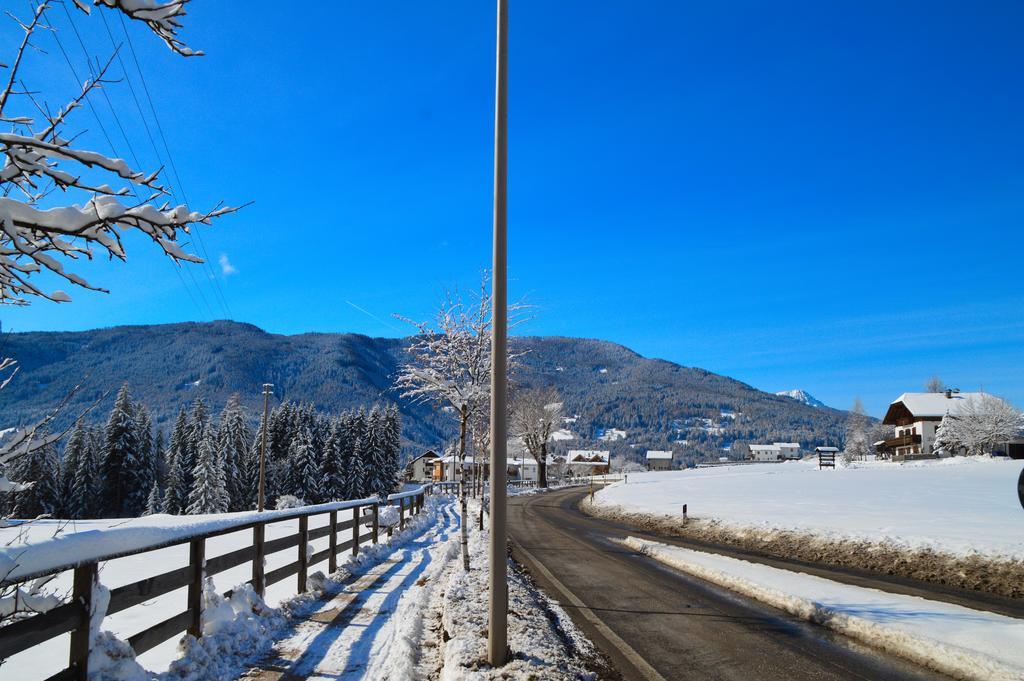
187, 538, 205, 639
69, 562, 96, 681
399, 498, 405, 529
352, 506, 360, 556
298, 515, 309, 593
253, 524, 265, 596
372, 503, 379, 544
329, 510, 338, 573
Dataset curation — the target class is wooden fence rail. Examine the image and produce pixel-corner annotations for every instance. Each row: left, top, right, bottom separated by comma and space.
0, 484, 450, 681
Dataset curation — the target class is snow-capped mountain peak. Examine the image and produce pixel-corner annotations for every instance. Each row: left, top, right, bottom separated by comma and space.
776, 389, 826, 408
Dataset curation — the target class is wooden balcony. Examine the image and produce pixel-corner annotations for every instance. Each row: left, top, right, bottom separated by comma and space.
880, 433, 922, 450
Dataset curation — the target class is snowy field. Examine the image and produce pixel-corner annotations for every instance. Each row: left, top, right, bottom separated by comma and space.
595, 457, 1024, 559
625, 536, 1024, 681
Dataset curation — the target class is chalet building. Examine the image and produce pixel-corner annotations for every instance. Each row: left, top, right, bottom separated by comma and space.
880, 390, 989, 459
431, 455, 522, 482
645, 450, 674, 471
404, 450, 440, 482
565, 450, 611, 475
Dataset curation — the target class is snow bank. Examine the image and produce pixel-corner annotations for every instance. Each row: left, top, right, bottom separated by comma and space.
595, 457, 1024, 559
624, 536, 1024, 681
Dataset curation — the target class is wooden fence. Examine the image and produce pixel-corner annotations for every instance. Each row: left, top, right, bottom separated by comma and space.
0, 484, 452, 681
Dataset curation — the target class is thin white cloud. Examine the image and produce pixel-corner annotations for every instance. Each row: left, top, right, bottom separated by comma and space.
219, 254, 238, 277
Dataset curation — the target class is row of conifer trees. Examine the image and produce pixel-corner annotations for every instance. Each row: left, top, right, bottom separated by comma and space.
1, 384, 402, 519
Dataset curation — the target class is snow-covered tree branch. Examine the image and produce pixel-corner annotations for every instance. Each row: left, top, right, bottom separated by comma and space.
934, 394, 1023, 457
0, 0, 235, 306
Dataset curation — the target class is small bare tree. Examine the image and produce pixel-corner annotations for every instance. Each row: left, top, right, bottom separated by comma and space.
842, 398, 871, 464
925, 376, 946, 393
511, 386, 562, 488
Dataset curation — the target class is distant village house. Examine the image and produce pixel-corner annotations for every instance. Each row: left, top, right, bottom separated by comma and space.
404, 450, 439, 482
748, 442, 801, 462
645, 450, 673, 471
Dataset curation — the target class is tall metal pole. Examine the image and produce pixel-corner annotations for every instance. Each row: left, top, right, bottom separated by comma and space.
488, 0, 509, 667
257, 383, 273, 512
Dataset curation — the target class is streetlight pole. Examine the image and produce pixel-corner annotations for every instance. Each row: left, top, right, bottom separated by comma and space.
488, 0, 509, 667
257, 383, 273, 512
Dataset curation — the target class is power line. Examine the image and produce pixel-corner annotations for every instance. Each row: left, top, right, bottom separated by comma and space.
48, 11, 212, 320
117, 12, 234, 320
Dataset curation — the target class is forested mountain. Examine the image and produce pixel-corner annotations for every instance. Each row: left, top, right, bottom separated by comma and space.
0, 321, 848, 462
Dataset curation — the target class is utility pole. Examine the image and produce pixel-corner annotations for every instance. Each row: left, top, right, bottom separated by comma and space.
257, 383, 273, 512
488, 0, 509, 667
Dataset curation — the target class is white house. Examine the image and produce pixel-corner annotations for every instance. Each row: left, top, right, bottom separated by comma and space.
645, 450, 674, 471
748, 442, 801, 462
404, 450, 439, 482
880, 390, 999, 459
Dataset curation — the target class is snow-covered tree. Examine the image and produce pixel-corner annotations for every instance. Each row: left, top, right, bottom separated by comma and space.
216, 394, 252, 511
363, 406, 389, 498
287, 427, 321, 505
7, 434, 61, 518
163, 407, 191, 514
321, 417, 347, 502
144, 482, 162, 515
0, 0, 235, 307
60, 419, 88, 509
382, 405, 402, 492
395, 276, 524, 569
100, 383, 143, 516
842, 398, 872, 464
936, 394, 1023, 456
187, 430, 228, 515
512, 387, 563, 488
346, 435, 366, 500
68, 427, 103, 519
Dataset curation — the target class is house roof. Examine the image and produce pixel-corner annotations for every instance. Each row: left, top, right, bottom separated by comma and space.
773, 442, 800, 448
566, 450, 610, 464
749, 444, 781, 451
814, 446, 839, 452
408, 450, 440, 464
883, 392, 991, 424
645, 450, 673, 460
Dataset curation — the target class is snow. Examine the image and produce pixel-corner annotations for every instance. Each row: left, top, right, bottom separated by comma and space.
644, 450, 673, 460
550, 428, 575, 442
595, 457, 1024, 559
775, 389, 827, 408
624, 536, 1024, 681
889, 391, 991, 419
597, 428, 625, 442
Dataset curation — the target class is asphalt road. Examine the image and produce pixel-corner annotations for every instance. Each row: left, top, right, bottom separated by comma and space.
507, 487, 954, 681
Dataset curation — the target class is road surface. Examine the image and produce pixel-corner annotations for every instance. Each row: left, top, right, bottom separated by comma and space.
507, 487, 955, 681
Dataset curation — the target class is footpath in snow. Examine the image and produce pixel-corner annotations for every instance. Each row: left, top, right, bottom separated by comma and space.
624, 536, 1024, 681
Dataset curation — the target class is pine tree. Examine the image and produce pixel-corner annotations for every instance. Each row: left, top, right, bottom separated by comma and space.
144, 481, 163, 515
383, 405, 402, 493
101, 383, 141, 516
285, 428, 320, 504
217, 394, 252, 511
61, 419, 88, 515
187, 430, 228, 514
9, 434, 61, 518
364, 406, 389, 497
246, 412, 269, 510
129, 404, 155, 515
163, 407, 191, 514
346, 434, 366, 500
321, 417, 347, 501
152, 429, 167, 491
69, 427, 103, 519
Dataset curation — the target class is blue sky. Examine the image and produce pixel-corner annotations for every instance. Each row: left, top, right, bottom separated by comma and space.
4, 1, 1023, 416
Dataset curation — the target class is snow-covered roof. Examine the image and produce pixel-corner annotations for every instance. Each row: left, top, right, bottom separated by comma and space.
773, 442, 800, 448
566, 450, 610, 464
749, 444, 781, 451
815, 446, 839, 452
885, 392, 992, 423
645, 450, 673, 460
